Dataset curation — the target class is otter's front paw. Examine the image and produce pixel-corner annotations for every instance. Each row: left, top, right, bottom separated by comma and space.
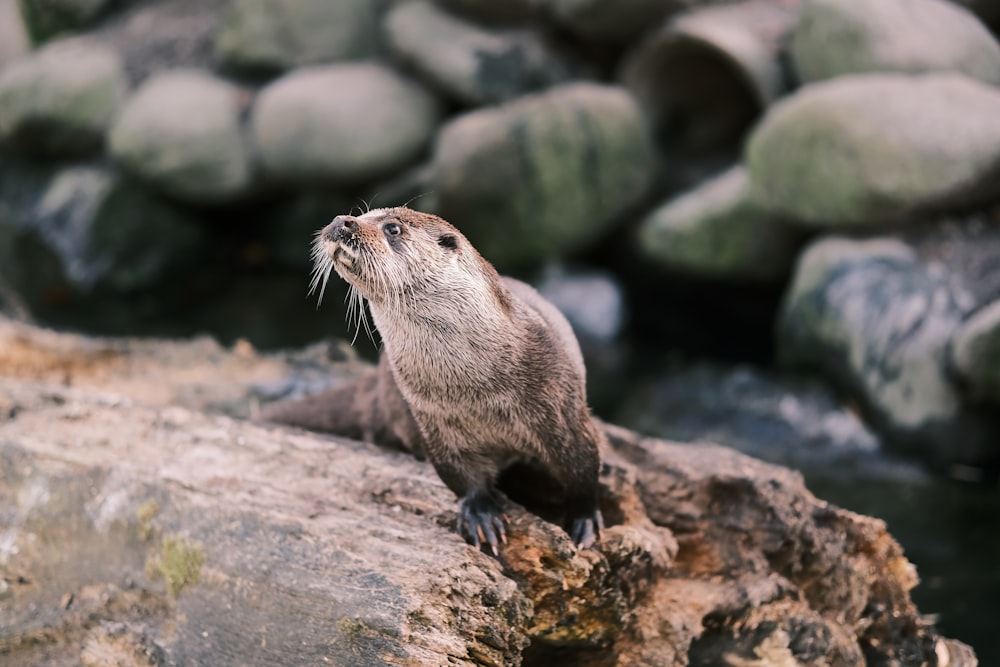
458, 489, 508, 556
569, 509, 604, 549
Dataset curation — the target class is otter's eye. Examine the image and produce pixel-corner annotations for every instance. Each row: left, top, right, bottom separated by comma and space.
383, 222, 401, 238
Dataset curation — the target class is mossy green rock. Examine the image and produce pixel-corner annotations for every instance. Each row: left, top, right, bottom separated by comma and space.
951, 300, 1000, 402
215, 0, 377, 73
791, 0, 1000, 84
384, 0, 566, 106
17, 0, 111, 43
778, 236, 1000, 460
0, 37, 125, 156
109, 70, 253, 203
638, 166, 801, 282
251, 63, 441, 184
747, 74, 1000, 227
431, 83, 655, 265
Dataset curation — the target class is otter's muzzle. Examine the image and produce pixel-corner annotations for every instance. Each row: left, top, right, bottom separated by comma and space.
324, 215, 360, 243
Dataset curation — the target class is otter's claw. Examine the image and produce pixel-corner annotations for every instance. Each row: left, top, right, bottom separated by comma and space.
458, 489, 508, 556
569, 509, 604, 549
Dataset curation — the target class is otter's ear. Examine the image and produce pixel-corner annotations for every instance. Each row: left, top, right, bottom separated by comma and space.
437, 234, 458, 251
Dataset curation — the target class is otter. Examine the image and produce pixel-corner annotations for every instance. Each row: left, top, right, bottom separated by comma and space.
278, 207, 604, 554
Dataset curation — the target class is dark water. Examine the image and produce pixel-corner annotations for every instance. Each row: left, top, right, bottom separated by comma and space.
807, 475, 1000, 664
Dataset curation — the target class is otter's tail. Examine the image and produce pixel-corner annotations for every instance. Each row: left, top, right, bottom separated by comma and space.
260, 372, 376, 441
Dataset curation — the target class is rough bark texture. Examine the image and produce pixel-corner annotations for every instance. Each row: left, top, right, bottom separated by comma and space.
0, 316, 975, 666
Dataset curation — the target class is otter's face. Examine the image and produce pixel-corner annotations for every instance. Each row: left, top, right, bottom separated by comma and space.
310, 207, 465, 306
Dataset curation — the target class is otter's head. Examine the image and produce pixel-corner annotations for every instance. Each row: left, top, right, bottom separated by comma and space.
311, 207, 504, 320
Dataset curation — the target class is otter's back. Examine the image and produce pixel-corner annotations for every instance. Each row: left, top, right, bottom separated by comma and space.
502, 277, 586, 381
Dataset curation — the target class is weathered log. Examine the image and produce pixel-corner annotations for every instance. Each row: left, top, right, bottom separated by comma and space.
0, 316, 976, 666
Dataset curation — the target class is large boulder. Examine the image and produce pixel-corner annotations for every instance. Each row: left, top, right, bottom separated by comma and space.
747, 74, 1000, 227
0, 37, 125, 157
778, 236, 999, 466
31, 165, 204, 291
0, 318, 974, 667
251, 63, 441, 184
637, 166, 802, 282
108, 69, 253, 204
85, 0, 223, 82
384, 0, 567, 106
431, 83, 655, 265
215, 0, 377, 73
951, 299, 1000, 403
791, 0, 1000, 85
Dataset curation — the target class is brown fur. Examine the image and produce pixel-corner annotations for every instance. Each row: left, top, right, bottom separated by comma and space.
265, 207, 604, 551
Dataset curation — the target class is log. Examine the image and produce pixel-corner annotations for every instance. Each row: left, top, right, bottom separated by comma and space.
0, 316, 976, 666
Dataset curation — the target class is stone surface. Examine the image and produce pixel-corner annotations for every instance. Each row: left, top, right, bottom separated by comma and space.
0, 37, 126, 156
778, 236, 1000, 465
791, 0, 1000, 85
0, 316, 971, 666
536, 266, 626, 344
31, 165, 204, 291
215, 0, 377, 73
17, 0, 112, 42
538, 0, 682, 43
638, 166, 802, 282
0, 0, 30, 67
616, 360, 928, 483
251, 63, 441, 184
435, 0, 537, 25
88, 0, 226, 82
747, 74, 1000, 227
108, 69, 253, 203
622, 0, 798, 153
431, 83, 655, 265
384, 0, 566, 106
951, 299, 1000, 403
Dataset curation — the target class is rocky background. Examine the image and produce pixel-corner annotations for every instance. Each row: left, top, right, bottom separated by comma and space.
1, 0, 1000, 662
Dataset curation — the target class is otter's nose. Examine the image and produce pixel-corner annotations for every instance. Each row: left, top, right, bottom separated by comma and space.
325, 215, 359, 242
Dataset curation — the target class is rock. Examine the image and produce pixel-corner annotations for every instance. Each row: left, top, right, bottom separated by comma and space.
536, 266, 626, 343
637, 166, 802, 282
951, 299, 1000, 403
251, 63, 441, 184
431, 83, 655, 265
0, 317, 970, 666
791, 0, 1000, 85
615, 360, 928, 483
31, 165, 204, 291
747, 74, 1000, 227
215, 0, 377, 73
435, 0, 537, 25
778, 236, 1000, 466
384, 0, 567, 106
17, 0, 112, 43
81, 622, 167, 667
87, 0, 224, 82
108, 69, 253, 204
0, 37, 126, 157
0, 0, 30, 68
537, 0, 682, 43
622, 0, 799, 153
